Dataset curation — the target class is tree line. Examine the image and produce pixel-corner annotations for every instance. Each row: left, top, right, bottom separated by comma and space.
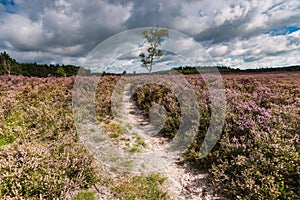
0, 52, 90, 77
1, 50, 299, 77
173, 65, 300, 74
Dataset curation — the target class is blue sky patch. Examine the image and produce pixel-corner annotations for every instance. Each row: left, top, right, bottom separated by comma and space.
0, 0, 14, 6
0, 0, 15, 13
265, 26, 300, 36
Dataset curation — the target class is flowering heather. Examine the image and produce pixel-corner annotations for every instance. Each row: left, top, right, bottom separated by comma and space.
0, 72, 299, 199
0, 76, 98, 199
133, 72, 300, 199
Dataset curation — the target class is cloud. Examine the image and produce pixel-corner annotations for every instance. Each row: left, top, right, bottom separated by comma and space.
0, 13, 44, 51
125, 0, 182, 29
206, 29, 300, 68
0, 0, 132, 63
208, 45, 229, 57
0, 0, 299, 69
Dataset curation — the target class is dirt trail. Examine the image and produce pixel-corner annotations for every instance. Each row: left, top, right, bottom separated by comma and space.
116, 85, 226, 200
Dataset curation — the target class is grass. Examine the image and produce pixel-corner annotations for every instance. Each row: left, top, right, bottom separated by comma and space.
128, 146, 141, 153
0, 138, 10, 146
109, 132, 120, 138
92, 135, 106, 142
125, 123, 133, 130
74, 190, 96, 200
125, 137, 147, 153
136, 136, 147, 148
121, 137, 131, 141
89, 128, 96, 132
112, 173, 169, 200
104, 121, 126, 134
102, 120, 148, 154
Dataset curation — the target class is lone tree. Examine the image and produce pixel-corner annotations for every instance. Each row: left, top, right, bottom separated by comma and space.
139, 27, 169, 74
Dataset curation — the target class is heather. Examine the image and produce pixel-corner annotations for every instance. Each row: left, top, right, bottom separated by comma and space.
0, 75, 167, 199
0, 72, 299, 199
131, 73, 300, 199
132, 83, 180, 138
0, 76, 98, 199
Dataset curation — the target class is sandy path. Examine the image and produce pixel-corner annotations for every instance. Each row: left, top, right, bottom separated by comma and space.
116, 84, 226, 200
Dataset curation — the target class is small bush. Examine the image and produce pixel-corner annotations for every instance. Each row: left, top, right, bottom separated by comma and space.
132, 84, 180, 138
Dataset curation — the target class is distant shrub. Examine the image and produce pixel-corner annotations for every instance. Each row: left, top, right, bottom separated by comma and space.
132, 84, 180, 138
95, 76, 120, 118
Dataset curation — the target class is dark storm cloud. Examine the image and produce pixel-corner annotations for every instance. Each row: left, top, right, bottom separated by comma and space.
124, 0, 182, 29
193, 18, 250, 43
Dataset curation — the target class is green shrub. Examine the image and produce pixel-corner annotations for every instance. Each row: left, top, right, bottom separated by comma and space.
132, 84, 180, 138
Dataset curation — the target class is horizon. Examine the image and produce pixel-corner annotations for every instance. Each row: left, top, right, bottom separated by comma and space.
0, 51, 300, 75
1, 50, 300, 75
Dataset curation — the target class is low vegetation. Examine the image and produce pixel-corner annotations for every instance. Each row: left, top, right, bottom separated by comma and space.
0, 52, 90, 77
74, 190, 96, 200
132, 84, 180, 138
0, 75, 167, 199
130, 73, 300, 199
112, 173, 169, 200
0, 72, 299, 199
0, 76, 98, 199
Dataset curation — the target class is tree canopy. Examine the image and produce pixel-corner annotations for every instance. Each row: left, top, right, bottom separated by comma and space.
139, 27, 169, 73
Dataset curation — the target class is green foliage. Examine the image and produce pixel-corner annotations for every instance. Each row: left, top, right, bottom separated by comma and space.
139, 28, 169, 73
0, 51, 20, 75
173, 65, 300, 75
132, 84, 180, 138
109, 132, 120, 138
95, 76, 120, 118
56, 66, 67, 77
74, 190, 96, 200
0, 51, 91, 77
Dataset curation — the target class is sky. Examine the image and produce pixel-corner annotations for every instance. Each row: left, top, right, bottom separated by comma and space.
0, 0, 300, 71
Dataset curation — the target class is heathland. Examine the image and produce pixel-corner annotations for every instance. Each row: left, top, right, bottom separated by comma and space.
0, 71, 299, 199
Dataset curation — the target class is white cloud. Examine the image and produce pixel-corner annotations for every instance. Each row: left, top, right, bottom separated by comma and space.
208, 45, 229, 57
0, 0, 299, 68
206, 29, 300, 68
0, 14, 44, 50
0, 0, 133, 61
